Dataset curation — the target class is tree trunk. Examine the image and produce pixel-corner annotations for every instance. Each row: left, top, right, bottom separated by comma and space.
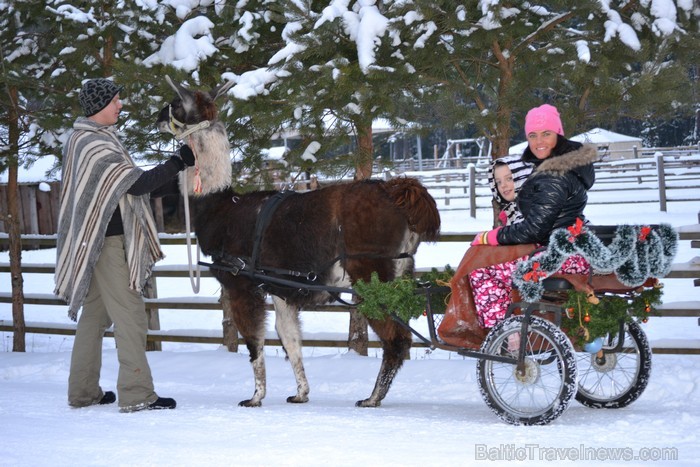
7, 86, 26, 352
491, 42, 515, 159
354, 122, 374, 180
349, 120, 372, 355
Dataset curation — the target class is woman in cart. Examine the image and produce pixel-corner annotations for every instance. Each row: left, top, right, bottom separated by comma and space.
438, 104, 599, 347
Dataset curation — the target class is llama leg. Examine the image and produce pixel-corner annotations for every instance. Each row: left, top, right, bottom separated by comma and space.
356, 319, 412, 407
271, 297, 309, 404
220, 279, 267, 407
241, 339, 267, 407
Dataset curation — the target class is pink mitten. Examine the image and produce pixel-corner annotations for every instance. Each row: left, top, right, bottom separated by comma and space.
498, 210, 508, 226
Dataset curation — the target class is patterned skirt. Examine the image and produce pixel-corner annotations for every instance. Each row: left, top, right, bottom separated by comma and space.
469, 254, 590, 328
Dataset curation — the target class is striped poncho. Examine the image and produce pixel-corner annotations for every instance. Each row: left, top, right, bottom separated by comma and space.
54, 117, 164, 321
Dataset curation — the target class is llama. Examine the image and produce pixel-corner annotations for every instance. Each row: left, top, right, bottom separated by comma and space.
157, 77, 441, 407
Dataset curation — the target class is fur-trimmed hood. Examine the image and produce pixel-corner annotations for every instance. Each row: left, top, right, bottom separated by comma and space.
534, 144, 598, 183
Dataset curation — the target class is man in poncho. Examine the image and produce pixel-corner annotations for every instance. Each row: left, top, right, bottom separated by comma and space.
55, 78, 193, 412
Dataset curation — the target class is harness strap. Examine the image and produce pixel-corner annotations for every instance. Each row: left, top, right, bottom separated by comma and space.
168, 106, 211, 141
201, 260, 355, 295
251, 191, 296, 270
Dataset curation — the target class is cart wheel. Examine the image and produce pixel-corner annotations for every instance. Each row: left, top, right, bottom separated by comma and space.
575, 320, 651, 408
477, 315, 578, 426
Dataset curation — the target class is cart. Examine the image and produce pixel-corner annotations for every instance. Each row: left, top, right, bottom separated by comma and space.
391, 223, 672, 425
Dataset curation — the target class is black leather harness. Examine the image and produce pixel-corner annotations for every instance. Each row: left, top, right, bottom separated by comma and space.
201, 190, 413, 298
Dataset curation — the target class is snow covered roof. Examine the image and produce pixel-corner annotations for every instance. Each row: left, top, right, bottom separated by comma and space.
571, 128, 642, 144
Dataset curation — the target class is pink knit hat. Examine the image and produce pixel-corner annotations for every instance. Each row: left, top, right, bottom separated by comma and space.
525, 104, 564, 136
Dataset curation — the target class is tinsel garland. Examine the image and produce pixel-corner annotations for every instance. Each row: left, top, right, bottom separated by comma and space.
561, 286, 662, 347
354, 266, 455, 322
512, 219, 678, 303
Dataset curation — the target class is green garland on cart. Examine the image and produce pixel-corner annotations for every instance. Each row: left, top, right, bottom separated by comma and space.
354, 266, 455, 322
561, 286, 663, 347
513, 221, 678, 303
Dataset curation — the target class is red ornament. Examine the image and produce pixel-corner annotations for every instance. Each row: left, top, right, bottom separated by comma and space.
523, 261, 547, 283
567, 218, 585, 242
639, 225, 652, 242
583, 314, 591, 323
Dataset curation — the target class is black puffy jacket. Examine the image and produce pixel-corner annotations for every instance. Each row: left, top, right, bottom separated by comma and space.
496, 139, 598, 245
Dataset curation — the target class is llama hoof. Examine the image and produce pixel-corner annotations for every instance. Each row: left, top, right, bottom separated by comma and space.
238, 399, 262, 408
355, 399, 381, 408
286, 395, 309, 404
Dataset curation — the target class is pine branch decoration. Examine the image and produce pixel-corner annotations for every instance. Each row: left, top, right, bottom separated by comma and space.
354, 266, 454, 322
562, 286, 662, 347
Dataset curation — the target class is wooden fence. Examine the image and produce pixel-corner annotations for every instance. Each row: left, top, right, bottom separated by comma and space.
2, 232, 699, 354
3, 146, 699, 235
411, 150, 700, 216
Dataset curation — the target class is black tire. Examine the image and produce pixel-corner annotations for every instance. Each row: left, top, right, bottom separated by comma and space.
575, 320, 652, 408
477, 316, 578, 426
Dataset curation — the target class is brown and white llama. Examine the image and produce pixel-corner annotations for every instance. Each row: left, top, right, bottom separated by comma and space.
157, 76, 441, 408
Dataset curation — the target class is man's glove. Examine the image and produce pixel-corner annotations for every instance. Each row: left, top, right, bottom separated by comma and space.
471, 228, 501, 246
178, 144, 196, 167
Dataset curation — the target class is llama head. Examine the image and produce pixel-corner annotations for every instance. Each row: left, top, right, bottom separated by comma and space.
157, 76, 235, 196
157, 76, 235, 135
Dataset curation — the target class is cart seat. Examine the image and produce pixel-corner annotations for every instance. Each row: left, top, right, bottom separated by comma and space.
542, 277, 575, 291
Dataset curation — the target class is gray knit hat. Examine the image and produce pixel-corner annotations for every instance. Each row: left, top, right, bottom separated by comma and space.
79, 79, 124, 117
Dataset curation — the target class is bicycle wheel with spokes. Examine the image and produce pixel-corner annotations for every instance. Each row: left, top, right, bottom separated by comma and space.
575, 320, 652, 408
477, 315, 578, 425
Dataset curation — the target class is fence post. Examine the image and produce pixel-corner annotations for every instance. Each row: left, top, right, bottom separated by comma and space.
469, 164, 476, 218
656, 152, 667, 212
220, 288, 239, 352
633, 146, 642, 184
445, 174, 451, 206
144, 277, 161, 351
348, 309, 369, 356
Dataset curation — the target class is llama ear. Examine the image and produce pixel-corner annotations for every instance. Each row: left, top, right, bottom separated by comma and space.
165, 75, 186, 99
210, 80, 234, 101
165, 75, 197, 113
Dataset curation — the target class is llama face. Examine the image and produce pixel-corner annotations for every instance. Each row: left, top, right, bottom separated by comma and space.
156, 76, 235, 136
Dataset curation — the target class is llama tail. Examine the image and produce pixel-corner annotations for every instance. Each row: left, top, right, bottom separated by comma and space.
385, 177, 441, 241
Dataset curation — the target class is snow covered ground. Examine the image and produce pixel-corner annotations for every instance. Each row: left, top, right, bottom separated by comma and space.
1, 196, 699, 466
